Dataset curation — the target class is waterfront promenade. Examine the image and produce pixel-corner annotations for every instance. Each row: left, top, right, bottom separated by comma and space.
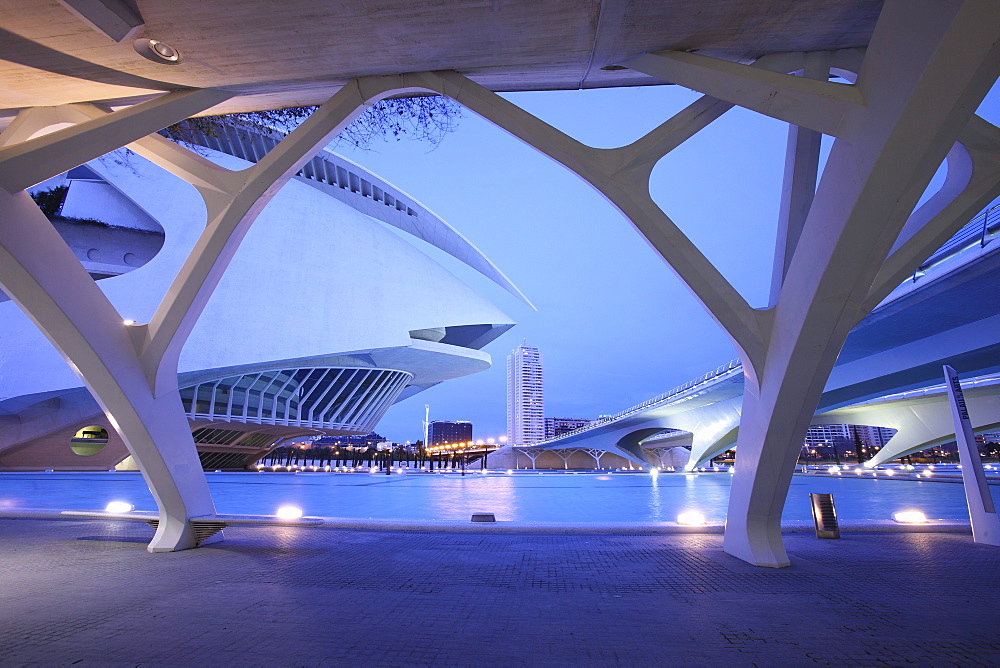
1, 519, 998, 666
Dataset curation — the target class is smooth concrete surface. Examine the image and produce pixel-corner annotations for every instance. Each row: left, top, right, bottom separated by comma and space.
2, 518, 999, 666
0, 1, 882, 118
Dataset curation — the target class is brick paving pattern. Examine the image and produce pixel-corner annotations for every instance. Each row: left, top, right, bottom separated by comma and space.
1, 519, 998, 666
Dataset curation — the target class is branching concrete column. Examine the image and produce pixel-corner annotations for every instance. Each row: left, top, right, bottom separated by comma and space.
0, 79, 410, 551
392, 2, 1000, 566
769, 51, 829, 303
630, 1, 1000, 567
0, 91, 233, 552
583, 449, 605, 469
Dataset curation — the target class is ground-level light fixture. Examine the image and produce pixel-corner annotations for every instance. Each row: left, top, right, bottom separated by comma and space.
105, 501, 134, 513
892, 510, 928, 524
276, 506, 303, 519
677, 511, 707, 526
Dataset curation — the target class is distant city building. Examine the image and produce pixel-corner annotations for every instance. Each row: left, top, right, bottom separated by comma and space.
545, 417, 592, 440
313, 432, 387, 449
507, 345, 544, 445
428, 420, 473, 446
803, 424, 897, 457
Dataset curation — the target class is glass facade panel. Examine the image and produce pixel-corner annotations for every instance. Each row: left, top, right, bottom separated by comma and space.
180, 366, 411, 430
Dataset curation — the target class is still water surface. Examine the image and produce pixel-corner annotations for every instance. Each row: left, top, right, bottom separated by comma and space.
2, 470, 998, 522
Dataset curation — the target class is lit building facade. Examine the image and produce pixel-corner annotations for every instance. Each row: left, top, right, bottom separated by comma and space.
803, 424, 897, 459
544, 417, 592, 440
428, 421, 473, 447
507, 345, 544, 445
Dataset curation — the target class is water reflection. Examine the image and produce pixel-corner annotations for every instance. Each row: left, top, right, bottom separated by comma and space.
423, 474, 518, 521
0, 471, 995, 523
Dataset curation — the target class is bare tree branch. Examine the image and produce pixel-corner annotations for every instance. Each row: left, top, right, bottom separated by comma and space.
162, 95, 461, 150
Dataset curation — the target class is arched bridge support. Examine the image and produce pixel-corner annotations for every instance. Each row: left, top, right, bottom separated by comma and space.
612, 428, 663, 469
812, 379, 1000, 467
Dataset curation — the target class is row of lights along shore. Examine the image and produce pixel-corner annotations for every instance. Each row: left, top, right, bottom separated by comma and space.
100, 498, 931, 526
101, 458, 946, 526
423, 435, 506, 455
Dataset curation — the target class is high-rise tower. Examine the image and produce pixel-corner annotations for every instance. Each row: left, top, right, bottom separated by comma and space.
507, 345, 544, 445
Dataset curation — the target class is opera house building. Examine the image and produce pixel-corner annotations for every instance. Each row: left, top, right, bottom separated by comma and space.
0, 126, 523, 471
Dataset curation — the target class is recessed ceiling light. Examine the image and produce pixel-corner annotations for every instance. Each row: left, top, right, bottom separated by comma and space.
134, 38, 182, 64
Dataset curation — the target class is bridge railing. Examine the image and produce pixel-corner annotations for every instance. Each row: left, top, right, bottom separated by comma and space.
531, 358, 743, 446
912, 202, 1000, 280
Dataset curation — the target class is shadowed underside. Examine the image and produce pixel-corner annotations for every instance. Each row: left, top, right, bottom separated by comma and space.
0, 0, 882, 119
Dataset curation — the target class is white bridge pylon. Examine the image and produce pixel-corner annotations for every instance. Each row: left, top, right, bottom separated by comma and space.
0, 2, 998, 569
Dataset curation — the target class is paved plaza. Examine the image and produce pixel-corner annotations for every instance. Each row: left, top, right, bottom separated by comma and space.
1, 520, 999, 666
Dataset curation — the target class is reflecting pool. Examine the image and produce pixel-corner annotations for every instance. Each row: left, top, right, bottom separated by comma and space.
2, 470, 998, 522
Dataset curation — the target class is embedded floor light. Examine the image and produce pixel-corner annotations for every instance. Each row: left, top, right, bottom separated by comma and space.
649, 467, 660, 478
827, 465, 840, 474
105, 501, 134, 513
893, 510, 928, 523
276, 506, 303, 520
677, 511, 707, 526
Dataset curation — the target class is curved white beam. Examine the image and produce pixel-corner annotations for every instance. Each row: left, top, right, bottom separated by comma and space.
185, 125, 533, 309
811, 377, 1000, 467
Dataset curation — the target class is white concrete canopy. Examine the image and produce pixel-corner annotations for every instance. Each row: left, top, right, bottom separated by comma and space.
0, 1, 883, 120
1, 0, 998, 569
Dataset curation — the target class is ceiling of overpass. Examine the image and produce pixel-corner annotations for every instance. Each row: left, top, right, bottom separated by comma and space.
0, 0, 882, 118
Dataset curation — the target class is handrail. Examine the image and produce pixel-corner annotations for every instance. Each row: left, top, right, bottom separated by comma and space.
912, 202, 1000, 281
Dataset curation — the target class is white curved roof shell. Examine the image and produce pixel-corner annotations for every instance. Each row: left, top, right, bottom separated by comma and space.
0, 148, 515, 400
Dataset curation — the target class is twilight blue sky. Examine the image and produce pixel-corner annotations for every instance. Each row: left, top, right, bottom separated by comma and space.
334, 81, 1000, 444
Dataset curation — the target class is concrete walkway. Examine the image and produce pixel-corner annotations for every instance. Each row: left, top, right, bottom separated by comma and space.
1, 519, 998, 666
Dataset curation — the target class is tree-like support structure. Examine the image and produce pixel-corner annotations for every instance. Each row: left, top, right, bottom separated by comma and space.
2, 1, 998, 566
391, 0, 999, 566
582, 449, 606, 469
515, 448, 543, 469
0, 79, 429, 551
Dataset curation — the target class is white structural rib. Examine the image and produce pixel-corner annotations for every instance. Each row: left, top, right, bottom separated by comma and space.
185, 125, 535, 310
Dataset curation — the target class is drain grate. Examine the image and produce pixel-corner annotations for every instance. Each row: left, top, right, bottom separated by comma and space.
145, 519, 228, 545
